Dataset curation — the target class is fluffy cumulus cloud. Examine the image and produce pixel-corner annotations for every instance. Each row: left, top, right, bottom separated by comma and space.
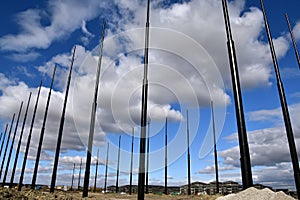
216, 103, 300, 189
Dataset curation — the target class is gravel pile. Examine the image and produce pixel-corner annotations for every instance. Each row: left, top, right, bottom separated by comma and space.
217, 187, 295, 200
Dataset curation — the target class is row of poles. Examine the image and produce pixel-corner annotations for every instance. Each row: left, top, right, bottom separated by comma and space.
136, 0, 300, 199
0, 0, 299, 199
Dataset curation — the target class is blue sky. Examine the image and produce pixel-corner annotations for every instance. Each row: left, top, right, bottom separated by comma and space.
0, 0, 300, 191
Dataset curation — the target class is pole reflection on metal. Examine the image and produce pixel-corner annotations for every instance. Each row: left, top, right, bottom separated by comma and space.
260, 0, 300, 198
3, 102, 23, 185
18, 81, 42, 191
221, 0, 253, 189
82, 21, 106, 198
50, 46, 76, 193
285, 13, 300, 69
10, 92, 32, 188
138, 0, 150, 198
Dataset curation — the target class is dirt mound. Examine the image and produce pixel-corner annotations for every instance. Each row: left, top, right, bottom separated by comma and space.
216, 187, 295, 200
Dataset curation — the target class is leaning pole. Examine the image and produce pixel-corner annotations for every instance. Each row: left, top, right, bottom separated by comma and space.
116, 136, 121, 193
71, 163, 75, 191
211, 101, 219, 193
145, 122, 150, 194
18, 81, 42, 191
186, 110, 191, 195
10, 92, 32, 188
2, 101, 23, 185
285, 13, 300, 69
260, 0, 300, 198
93, 148, 99, 193
50, 46, 76, 193
104, 143, 109, 192
138, 0, 150, 199
129, 128, 134, 195
164, 117, 168, 195
0, 114, 15, 180
32, 65, 56, 189
221, 0, 253, 189
0, 124, 8, 164
82, 21, 106, 198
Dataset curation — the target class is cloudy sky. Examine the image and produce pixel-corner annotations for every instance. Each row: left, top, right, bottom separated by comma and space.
0, 0, 300, 191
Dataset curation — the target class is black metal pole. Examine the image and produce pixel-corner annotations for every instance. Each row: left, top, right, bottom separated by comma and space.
18, 81, 42, 191
71, 163, 75, 191
138, 0, 150, 199
260, 1, 300, 198
186, 110, 191, 195
129, 128, 134, 195
0, 124, 8, 171
10, 92, 32, 188
32, 65, 56, 189
211, 101, 219, 193
285, 13, 300, 69
82, 21, 106, 198
3, 102, 23, 185
164, 117, 168, 195
50, 46, 76, 193
104, 143, 109, 193
0, 114, 15, 180
78, 158, 82, 190
93, 148, 99, 193
116, 136, 121, 193
0, 132, 3, 148
145, 122, 150, 194
221, 0, 253, 189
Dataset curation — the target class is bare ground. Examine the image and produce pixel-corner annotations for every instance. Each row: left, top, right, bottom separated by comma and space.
0, 188, 221, 200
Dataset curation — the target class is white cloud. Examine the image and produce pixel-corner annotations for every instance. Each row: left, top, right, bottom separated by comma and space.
293, 21, 300, 41
0, 0, 107, 53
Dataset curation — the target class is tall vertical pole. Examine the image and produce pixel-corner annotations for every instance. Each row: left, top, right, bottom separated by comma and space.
0, 133, 2, 155
0, 114, 15, 180
211, 101, 219, 193
138, 0, 150, 199
82, 21, 106, 197
116, 136, 121, 193
10, 92, 32, 188
164, 117, 168, 195
18, 81, 42, 191
145, 122, 150, 194
285, 13, 300, 69
129, 128, 134, 195
0, 125, 8, 170
3, 102, 23, 185
71, 163, 75, 191
50, 46, 76, 193
104, 143, 109, 192
186, 110, 191, 195
260, 1, 300, 198
221, 0, 253, 189
78, 158, 82, 190
32, 65, 56, 189
93, 148, 99, 193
